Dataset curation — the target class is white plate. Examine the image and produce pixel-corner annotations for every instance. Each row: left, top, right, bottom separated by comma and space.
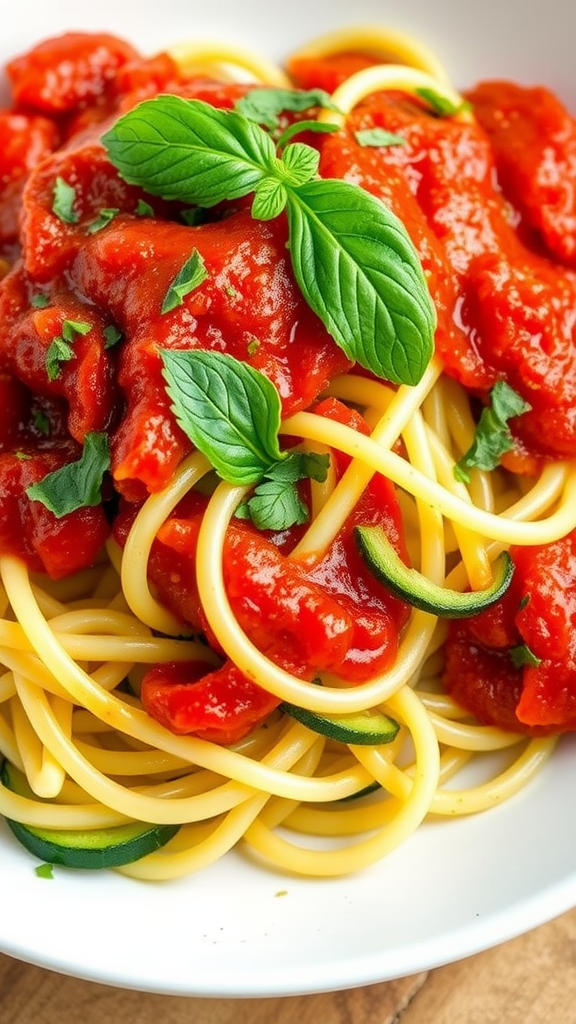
1, 0, 576, 998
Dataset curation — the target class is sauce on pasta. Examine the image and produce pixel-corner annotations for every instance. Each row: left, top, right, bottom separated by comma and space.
0, 26, 575, 878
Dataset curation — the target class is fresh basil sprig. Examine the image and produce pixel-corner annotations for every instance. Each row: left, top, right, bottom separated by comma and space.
160, 348, 329, 530
102, 95, 435, 386
26, 432, 110, 517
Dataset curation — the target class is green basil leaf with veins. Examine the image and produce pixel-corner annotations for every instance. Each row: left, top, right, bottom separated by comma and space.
104, 96, 436, 385
235, 87, 340, 130
279, 141, 320, 185
102, 95, 280, 206
160, 349, 285, 484
235, 451, 329, 530
26, 433, 110, 517
236, 479, 310, 530
251, 178, 288, 220
285, 178, 436, 385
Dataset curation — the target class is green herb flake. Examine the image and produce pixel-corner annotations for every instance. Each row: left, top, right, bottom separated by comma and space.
15, 451, 32, 461
135, 198, 155, 217
103, 95, 436, 386
103, 324, 123, 349
246, 336, 260, 355
52, 176, 79, 224
26, 432, 111, 517
509, 643, 542, 669
161, 249, 209, 314
415, 87, 472, 118
86, 207, 120, 234
31, 293, 50, 309
354, 128, 407, 148
454, 381, 532, 482
32, 409, 51, 436
235, 87, 340, 130
35, 863, 54, 879
61, 319, 92, 343
46, 337, 75, 381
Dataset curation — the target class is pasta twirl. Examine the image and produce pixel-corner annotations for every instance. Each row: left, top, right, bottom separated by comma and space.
0, 25, 574, 879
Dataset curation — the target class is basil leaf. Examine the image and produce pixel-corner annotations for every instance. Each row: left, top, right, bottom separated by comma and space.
26, 432, 110, 517
102, 95, 279, 206
285, 178, 436, 384
46, 338, 74, 381
236, 479, 310, 530
251, 179, 288, 220
86, 207, 120, 234
160, 349, 285, 484
161, 249, 209, 313
235, 450, 329, 529
61, 319, 92, 342
265, 450, 329, 484
31, 293, 50, 309
52, 177, 78, 224
235, 87, 340, 130
279, 142, 320, 185
415, 87, 472, 118
355, 128, 407, 148
103, 325, 123, 349
276, 119, 339, 151
135, 199, 155, 217
509, 644, 542, 669
454, 381, 532, 482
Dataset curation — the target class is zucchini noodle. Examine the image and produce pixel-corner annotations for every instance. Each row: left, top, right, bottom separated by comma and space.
0, 23, 573, 882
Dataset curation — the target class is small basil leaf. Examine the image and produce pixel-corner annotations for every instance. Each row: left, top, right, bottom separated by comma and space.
160, 349, 285, 484
102, 95, 279, 207
26, 432, 111, 517
285, 178, 436, 384
235, 87, 340, 130
415, 87, 472, 118
61, 319, 92, 343
86, 207, 120, 234
266, 450, 329, 483
52, 177, 78, 224
355, 128, 407, 148
237, 479, 310, 530
46, 338, 74, 381
103, 325, 123, 349
279, 141, 320, 185
454, 381, 532, 482
251, 178, 288, 220
161, 249, 209, 314
276, 119, 339, 151
509, 644, 542, 669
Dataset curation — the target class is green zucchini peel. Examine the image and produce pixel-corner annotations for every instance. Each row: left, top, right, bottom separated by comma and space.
355, 525, 514, 618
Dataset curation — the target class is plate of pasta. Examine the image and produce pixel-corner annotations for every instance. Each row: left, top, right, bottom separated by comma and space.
1, 0, 576, 998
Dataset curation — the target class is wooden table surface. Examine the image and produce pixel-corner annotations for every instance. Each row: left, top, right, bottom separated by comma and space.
2, 907, 576, 1023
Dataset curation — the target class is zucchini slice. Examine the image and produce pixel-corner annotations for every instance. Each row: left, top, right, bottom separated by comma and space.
1, 760, 180, 870
281, 703, 399, 745
355, 525, 514, 618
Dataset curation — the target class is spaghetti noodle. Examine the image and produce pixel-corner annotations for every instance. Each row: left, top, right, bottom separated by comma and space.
0, 25, 574, 879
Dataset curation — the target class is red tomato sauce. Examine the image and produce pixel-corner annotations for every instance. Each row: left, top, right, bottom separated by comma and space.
2, 34, 576, 739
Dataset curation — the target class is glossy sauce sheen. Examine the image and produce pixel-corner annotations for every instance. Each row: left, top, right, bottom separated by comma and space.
1, 33, 576, 737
